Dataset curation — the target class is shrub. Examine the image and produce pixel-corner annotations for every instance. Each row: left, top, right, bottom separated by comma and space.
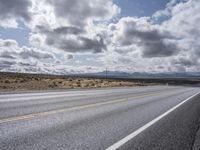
5, 80, 10, 83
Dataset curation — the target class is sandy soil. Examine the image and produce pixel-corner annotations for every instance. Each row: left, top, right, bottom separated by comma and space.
0, 73, 153, 91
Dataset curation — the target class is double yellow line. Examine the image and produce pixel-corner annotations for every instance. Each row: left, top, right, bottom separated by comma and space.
0, 90, 171, 124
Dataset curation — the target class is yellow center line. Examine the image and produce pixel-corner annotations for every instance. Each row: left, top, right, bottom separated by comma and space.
0, 90, 176, 124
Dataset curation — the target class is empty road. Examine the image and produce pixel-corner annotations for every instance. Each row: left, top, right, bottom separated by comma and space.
0, 86, 200, 150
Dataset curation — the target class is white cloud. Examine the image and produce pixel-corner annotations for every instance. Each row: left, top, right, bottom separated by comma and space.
161, 0, 200, 70
47, 0, 120, 27
1, 0, 200, 73
0, 39, 56, 72
27, 0, 119, 53
102, 0, 200, 73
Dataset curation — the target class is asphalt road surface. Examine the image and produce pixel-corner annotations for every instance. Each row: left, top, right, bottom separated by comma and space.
0, 86, 200, 150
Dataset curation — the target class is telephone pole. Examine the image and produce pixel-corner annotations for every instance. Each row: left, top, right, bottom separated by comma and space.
106, 68, 108, 79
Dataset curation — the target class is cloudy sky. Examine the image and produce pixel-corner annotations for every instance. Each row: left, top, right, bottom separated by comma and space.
0, 0, 199, 74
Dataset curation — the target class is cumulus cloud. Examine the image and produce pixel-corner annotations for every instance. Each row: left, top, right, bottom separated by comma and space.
0, 60, 16, 70
0, 39, 54, 60
0, 51, 16, 59
19, 47, 54, 59
173, 57, 197, 67
153, 0, 181, 19
103, 0, 200, 72
1, 0, 200, 73
47, 0, 120, 26
27, 0, 116, 53
0, 39, 56, 73
0, 38, 104, 74
160, 0, 200, 70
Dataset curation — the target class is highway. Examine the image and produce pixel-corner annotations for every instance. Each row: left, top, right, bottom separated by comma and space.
0, 86, 200, 150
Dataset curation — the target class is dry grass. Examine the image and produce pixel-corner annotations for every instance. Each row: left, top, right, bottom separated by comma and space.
0, 73, 154, 91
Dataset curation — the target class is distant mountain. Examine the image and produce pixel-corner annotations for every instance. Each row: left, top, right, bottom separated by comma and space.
84, 71, 131, 77
1, 71, 200, 78
74, 71, 200, 78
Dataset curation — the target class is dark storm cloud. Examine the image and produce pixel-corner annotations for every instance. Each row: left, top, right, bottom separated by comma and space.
53, 26, 84, 35
35, 25, 107, 53
46, 35, 107, 53
0, 0, 32, 21
125, 28, 172, 44
126, 28, 178, 58
127, 28, 178, 57
114, 17, 179, 57
65, 54, 74, 60
141, 40, 178, 58
35, 25, 84, 35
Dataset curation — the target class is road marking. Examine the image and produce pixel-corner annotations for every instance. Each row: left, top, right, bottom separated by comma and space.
0, 87, 180, 102
106, 92, 200, 150
0, 92, 96, 102
0, 91, 165, 124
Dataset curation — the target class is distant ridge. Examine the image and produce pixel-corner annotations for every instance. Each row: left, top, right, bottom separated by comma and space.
77, 71, 200, 78
0, 71, 200, 78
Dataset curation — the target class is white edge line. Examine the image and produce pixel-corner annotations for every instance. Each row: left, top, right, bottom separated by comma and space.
106, 92, 200, 150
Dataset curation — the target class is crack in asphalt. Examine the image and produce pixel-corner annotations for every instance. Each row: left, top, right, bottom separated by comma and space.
191, 117, 200, 150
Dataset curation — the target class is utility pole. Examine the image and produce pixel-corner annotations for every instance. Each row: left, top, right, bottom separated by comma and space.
106, 68, 108, 79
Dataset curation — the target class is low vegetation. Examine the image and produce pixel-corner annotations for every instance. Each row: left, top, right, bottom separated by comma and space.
0, 72, 155, 91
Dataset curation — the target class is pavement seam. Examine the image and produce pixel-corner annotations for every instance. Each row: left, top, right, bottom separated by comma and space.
0, 91, 161, 124
106, 92, 200, 150
191, 117, 200, 150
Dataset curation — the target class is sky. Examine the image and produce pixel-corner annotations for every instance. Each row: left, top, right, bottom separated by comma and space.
0, 0, 200, 74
